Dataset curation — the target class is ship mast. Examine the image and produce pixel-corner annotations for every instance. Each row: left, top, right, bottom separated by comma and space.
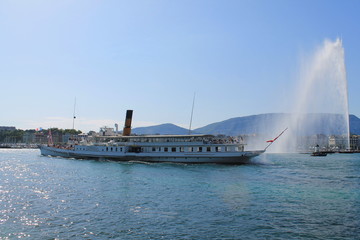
72, 97, 76, 130
188, 92, 196, 135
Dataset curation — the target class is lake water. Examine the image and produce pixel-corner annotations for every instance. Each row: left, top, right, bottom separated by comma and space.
0, 149, 359, 239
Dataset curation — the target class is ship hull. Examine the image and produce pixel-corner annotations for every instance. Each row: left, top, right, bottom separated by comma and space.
39, 145, 264, 164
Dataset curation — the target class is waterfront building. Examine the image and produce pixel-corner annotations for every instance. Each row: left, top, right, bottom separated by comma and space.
0, 126, 16, 131
99, 127, 116, 136
22, 132, 35, 143
350, 135, 359, 150
33, 132, 48, 144
329, 135, 352, 150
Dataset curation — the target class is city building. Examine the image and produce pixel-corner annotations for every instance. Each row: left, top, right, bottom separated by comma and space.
350, 135, 360, 150
0, 126, 16, 131
99, 127, 116, 136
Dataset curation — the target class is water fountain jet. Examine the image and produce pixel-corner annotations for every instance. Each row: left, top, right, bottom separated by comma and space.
275, 38, 350, 152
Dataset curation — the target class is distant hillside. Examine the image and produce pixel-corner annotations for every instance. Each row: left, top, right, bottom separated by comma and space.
132, 123, 189, 135
194, 113, 288, 135
195, 113, 360, 136
132, 114, 360, 136
350, 115, 360, 135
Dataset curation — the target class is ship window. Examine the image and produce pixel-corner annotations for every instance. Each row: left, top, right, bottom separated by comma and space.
164, 147, 168, 152
172, 147, 176, 152
129, 146, 141, 153
198, 147, 202, 152
180, 147, 184, 152
111, 147, 113, 151
207, 147, 211, 152
152, 147, 156, 152
106, 147, 108, 151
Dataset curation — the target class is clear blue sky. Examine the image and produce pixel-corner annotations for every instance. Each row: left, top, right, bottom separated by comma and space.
1, 0, 359, 132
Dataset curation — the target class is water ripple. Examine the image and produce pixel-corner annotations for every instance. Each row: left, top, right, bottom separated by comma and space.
0, 150, 360, 239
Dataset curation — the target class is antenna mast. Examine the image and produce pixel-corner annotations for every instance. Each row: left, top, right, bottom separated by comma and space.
188, 92, 196, 135
72, 97, 76, 130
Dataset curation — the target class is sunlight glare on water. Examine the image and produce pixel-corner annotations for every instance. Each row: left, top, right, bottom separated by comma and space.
0, 149, 359, 239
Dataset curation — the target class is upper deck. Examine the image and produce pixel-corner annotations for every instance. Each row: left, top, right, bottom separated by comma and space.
93, 134, 244, 146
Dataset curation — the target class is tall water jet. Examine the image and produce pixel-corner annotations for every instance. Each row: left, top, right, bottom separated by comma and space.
275, 38, 350, 152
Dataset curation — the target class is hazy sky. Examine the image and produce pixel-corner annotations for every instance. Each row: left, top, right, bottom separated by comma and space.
1, 0, 359, 132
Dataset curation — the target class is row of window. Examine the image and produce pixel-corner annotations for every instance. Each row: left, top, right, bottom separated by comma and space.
76, 146, 124, 152
76, 145, 245, 153
103, 147, 123, 152
161, 146, 216, 152
156, 146, 245, 152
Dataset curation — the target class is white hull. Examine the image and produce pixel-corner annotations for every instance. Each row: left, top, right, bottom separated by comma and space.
39, 145, 264, 164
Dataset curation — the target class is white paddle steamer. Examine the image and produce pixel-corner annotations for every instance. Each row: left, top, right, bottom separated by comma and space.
39, 110, 268, 164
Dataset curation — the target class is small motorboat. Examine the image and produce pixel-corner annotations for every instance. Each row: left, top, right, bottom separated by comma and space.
311, 144, 327, 157
311, 151, 327, 156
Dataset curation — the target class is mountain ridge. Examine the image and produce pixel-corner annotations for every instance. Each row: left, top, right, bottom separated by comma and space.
132, 113, 360, 136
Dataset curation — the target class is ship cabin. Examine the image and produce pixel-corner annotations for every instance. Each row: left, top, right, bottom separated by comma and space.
82, 134, 246, 153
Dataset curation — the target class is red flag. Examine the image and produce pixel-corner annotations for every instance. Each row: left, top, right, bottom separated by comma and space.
268, 128, 287, 143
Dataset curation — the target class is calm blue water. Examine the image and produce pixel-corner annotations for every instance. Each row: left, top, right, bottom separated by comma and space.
0, 149, 359, 239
